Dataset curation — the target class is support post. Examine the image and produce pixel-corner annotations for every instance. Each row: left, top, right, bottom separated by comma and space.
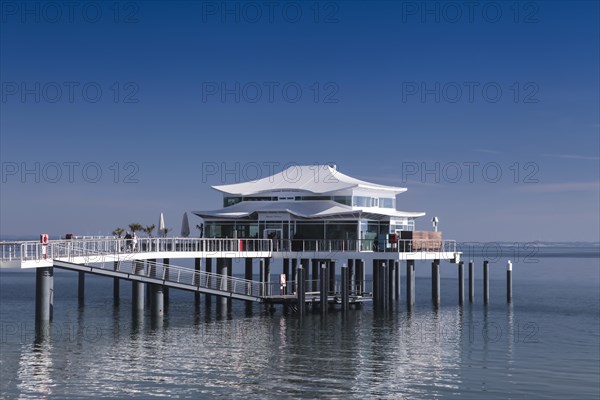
381, 262, 388, 310
395, 260, 401, 301
113, 261, 120, 305
357, 259, 365, 295
194, 257, 201, 306
35, 267, 54, 322
328, 260, 336, 294
163, 258, 170, 306
132, 282, 145, 311
458, 261, 464, 305
507, 260, 513, 303
469, 260, 475, 303
432, 260, 440, 306
291, 258, 297, 293
483, 260, 489, 305
245, 258, 253, 280
341, 264, 349, 311
78, 271, 85, 303
388, 259, 396, 302
348, 259, 355, 296
264, 258, 271, 296
406, 260, 415, 307
147, 259, 156, 308
245, 258, 254, 304
226, 259, 233, 310
217, 258, 228, 307
311, 259, 319, 292
205, 258, 212, 306
372, 260, 379, 308
320, 264, 328, 313
283, 259, 290, 294
259, 258, 266, 296
297, 266, 305, 314
152, 284, 164, 318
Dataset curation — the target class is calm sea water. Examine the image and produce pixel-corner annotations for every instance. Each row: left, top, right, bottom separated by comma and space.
1, 248, 599, 399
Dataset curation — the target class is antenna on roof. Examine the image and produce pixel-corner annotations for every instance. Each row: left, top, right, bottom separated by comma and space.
432, 217, 439, 232
328, 163, 337, 171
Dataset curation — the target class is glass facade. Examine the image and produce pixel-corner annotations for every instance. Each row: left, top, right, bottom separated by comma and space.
223, 194, 392, 209
353, 196, 394, 208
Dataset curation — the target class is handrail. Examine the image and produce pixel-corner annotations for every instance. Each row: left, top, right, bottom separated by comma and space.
0, 237, 458, 263
53, 243, 268, 298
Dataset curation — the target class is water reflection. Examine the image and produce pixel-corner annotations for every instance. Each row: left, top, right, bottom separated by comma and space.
17, 331, 54, 399
6, 296, 590, 399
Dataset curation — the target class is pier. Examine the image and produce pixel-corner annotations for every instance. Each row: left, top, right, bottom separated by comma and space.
0, 236, 467, 322
0, 165, 517, 328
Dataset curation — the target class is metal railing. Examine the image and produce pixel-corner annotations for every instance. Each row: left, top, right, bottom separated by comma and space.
0, 237, 273, 263
0, 237, 457, 264
273, 239, 456, 253
55, 243, 268, 299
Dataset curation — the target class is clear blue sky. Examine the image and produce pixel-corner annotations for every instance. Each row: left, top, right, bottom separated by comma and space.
1, 0, 598, 242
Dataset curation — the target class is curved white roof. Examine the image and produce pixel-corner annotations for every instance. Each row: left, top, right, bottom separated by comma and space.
213, 165, 407, 196
193, 200, 425, 220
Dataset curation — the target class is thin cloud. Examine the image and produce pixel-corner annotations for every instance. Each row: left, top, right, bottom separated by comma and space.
519, 181, 600, 193
543, 154, 600, 161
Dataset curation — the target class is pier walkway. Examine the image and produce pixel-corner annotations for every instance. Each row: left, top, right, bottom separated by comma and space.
0, 236, 459, 269
0, 237, 464, 320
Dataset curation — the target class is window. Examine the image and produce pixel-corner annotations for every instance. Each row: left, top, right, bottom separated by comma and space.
333, 196, 352, 206
353, 196, 370, 207
224, 197, 242, 207
380, 198, 394, 208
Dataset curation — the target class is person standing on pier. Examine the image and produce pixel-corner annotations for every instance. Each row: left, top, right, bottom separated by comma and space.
124, 231, 132, 252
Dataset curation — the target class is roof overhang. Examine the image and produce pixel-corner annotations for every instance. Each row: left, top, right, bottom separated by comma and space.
212, 165, 407, 196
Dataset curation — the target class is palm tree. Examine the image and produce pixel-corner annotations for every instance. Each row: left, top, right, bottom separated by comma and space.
145, 224, 156, 237
128, 223, 143, 236
112, 227, 125, 238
